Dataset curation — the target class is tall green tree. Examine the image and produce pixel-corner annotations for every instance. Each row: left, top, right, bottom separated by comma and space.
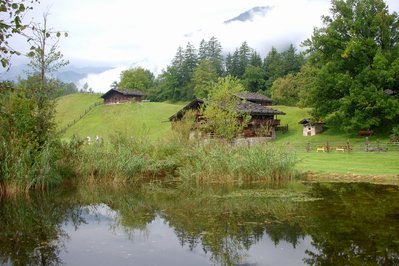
119, 67, 154, 93
304, 0, 399, 132
241, 65, 266, 93
271, 64, 319, 106
26, 12, 69, 146
192, 60, 218, 98
281, 44, 305, 75
207, 36, 224, 75
152, 66, 181, 101
263, 47, 284, 90
250, 51, 263, 67
182, 42, 198, 78
198, 39, 208, 62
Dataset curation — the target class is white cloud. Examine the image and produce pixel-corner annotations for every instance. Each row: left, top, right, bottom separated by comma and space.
78, 66, 129, 93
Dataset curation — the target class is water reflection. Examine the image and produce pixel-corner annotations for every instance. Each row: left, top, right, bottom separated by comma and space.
0, 182, 398, 265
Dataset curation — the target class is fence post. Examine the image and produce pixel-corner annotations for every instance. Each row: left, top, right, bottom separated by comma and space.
306, 142, 310, 152
365, 137, 369, 152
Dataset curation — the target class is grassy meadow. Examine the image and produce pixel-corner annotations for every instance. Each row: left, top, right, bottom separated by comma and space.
56, 93, 183, 141
55, 94, 399, 179
273, 105, 399, 178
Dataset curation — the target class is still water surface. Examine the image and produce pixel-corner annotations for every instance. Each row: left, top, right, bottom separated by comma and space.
1, 182, 398, 265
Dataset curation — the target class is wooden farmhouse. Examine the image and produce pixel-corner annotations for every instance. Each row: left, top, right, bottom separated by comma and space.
101, 88, 145, 104
169, 97, 285, 139
299, 118, 325, 136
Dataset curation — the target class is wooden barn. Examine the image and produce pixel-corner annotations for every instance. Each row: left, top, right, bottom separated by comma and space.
169, 98, 285, 139
299, 118, 325, 136
101, 88, 145, 104
234, 92, 274, 106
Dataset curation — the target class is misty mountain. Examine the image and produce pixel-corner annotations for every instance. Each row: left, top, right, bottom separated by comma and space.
0, 65, 111, 84
224, 6, 273, 24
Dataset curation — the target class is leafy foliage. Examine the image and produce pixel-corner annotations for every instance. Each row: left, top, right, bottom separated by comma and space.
202, 76, 251, 140
303, 0, 399, 132
119, 67, 154, 94
192, 60, 218, 98
0, 0, 38, 68
271, 64, 319, 106
0, 9, 73, 193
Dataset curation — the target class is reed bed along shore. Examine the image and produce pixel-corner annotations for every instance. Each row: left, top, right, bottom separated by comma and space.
75, 134, 298, 185
1, 133, 298, 196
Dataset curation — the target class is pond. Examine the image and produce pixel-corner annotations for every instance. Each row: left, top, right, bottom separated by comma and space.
0, 182, 398, 265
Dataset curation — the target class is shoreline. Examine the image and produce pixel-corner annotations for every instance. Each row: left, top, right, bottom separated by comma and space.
303, 171, 399, 186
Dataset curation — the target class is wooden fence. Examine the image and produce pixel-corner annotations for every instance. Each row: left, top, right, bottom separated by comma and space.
283, 140, 399, 153
58, 101, 103, 134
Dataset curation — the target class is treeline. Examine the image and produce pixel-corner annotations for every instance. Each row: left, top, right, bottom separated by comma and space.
118, 39, 305, 102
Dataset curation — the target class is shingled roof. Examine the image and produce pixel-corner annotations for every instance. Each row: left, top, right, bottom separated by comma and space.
234, 92, 273, 103
235, 101, 284, 115
169, 98, 284, 121
100, 88, 145, 99
298, 118, 325, 125
169, 98, 205, 121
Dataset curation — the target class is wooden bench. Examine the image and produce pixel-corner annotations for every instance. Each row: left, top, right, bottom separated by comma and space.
316, 146, 328, 152
358, 130, 373, 136
336, 146, 352, 152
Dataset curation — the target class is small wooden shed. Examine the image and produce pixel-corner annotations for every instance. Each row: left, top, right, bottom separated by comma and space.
101, 88, 144, 104
299, 118, 325, 136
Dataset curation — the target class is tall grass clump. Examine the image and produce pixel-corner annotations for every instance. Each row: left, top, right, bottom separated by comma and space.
74, 126, 297, 185
75, 133, 182, 183
178, 141, 297, 184
0, 137, 80, 195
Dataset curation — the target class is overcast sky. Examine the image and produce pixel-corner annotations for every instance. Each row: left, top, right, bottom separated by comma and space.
7, 0, 399, 92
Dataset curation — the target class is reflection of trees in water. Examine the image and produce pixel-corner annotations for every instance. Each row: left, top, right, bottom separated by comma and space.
0, 193, 85, 266
302, 183, 399, 265
2, 182, 399, 265
157, 189, 308, 266
170, 215, 306, 265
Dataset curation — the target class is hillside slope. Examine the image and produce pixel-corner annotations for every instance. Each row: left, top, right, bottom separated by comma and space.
56, 93, 103, 130
56, 94, 183, 140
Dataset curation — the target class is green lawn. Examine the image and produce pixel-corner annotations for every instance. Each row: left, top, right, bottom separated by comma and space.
296, 151, 399, 176
272, 105, 398, 177
55, 93, 103, 130
56, 94, 183, 141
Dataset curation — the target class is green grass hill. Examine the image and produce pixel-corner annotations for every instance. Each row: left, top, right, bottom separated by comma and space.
55, 93, 183, 141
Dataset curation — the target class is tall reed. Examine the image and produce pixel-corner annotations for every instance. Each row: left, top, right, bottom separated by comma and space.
74, 133, 297, 185
177, 141, 297, 184
0, 139, 69, 195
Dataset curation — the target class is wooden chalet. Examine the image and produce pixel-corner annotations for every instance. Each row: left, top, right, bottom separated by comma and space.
298, 118, 325, 136
234, 92, 273, 106
101, 88, 145, 104
169, 98, 285, 139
